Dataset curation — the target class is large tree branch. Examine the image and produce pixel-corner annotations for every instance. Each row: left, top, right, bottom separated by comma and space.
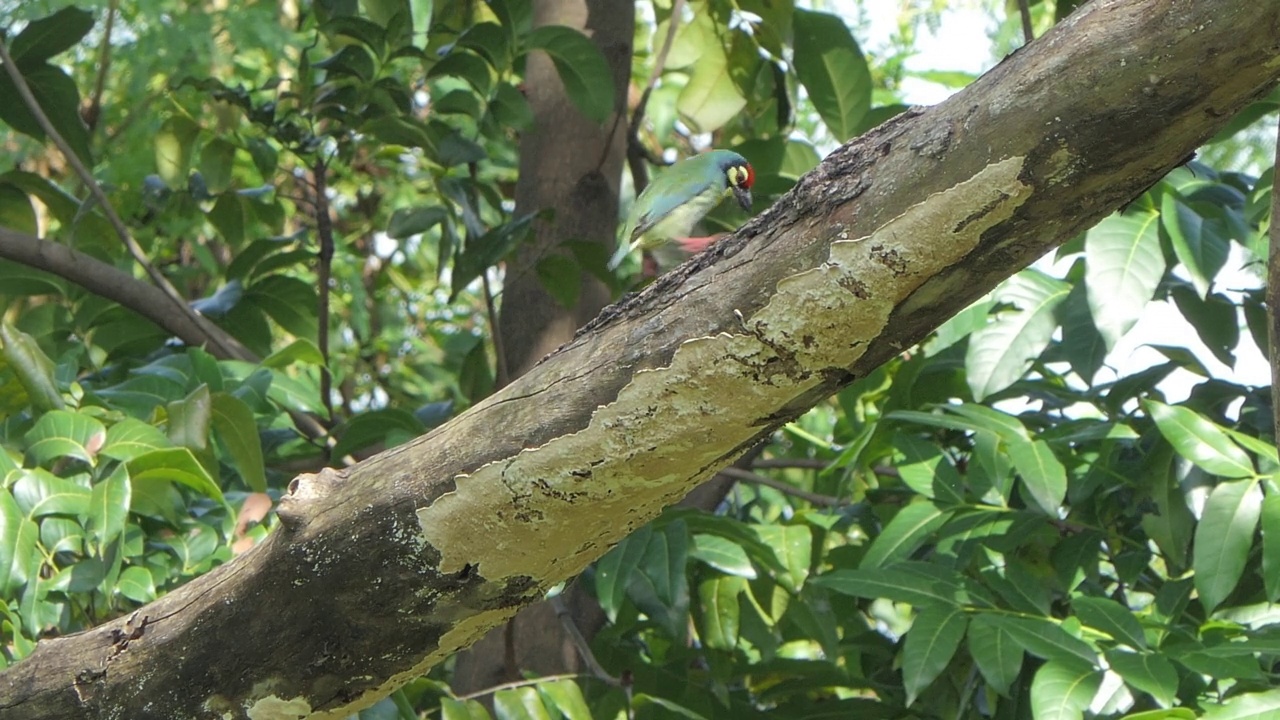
2, 1, 1278, 718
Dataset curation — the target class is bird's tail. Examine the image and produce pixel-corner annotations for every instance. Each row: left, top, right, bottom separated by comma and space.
606, 241, 631, 271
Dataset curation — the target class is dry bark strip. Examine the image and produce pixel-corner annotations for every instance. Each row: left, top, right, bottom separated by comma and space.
3, 1, 1279, 718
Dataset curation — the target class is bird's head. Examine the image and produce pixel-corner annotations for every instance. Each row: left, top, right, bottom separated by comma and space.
721, 156, 755, 212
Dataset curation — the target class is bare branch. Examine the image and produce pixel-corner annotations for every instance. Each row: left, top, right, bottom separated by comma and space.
720, 467, 848, 507
1269, 116, 1280, 443
1016, 0, 1035, 43
313, 158, 335, 424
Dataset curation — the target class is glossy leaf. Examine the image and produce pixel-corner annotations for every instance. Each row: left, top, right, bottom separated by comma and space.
1073, 597, 1146, 650
101, 418, 174, 462
1008, 438, 1067, 516
24, 410, 107, 467
210, 393, 267, 492
492, 687, 551, 720
8, 7, 96, 66
1084, 211, 1163, 350
440, 698, 491, 720
87, 464, 131, 553
1, 321, 63, 412
1161, 194, 1228, 298
1105, 649, 1176, 707
1030, 660, 1102, 720
127, 448, 225, 504
968, 615, 1023, 696
791, 9, 870, 141
861, 501, 951, 569
524, 26, 613, 124
1146, 400, 1253, 478
903, 605, 967, 705
536, 679, 590, 720
624, 520, 689, 638
1201, 688, 1280, 719
117, 565, 157, 604
814, 563, 965, 608
0, 491, 39, 597
689, 533, 757, 579
697, 574, 745, 650
965, 270, 1070, 400
891, 434, 964, 505
677, 40, 746, 133
1194, 477, 1262, 613
977, 614, 1098, 666
753, 523, 811, 591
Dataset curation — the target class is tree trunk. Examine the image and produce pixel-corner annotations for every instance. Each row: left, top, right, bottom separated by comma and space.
454, 0, 632, 695
2, 1, 1277, 717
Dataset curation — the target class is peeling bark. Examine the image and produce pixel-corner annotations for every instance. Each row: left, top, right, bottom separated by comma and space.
2, 1, 1278, 717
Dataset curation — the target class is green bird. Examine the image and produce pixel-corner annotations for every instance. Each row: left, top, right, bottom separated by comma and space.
607, 149, 755, 270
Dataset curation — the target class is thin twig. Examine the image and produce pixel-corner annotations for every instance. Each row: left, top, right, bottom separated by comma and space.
1268, 115, 1280, 444
626, 0, 687, 194
84, 0, 119, 133
719, 467, 847, 507
312, 158, 335, 424
752, 458, 830, 470
482, 269, 511, 389
0, 36, 247, 361
1016, 0, 1035, 44
550, 594, 621, 686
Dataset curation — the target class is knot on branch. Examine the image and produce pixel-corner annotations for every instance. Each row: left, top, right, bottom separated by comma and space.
277, 468, 344, 530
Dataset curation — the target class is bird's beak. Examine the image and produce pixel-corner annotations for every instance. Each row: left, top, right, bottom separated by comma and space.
733, 186, 752, 212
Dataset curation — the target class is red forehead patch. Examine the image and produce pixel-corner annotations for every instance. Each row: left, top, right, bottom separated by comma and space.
738, 163, 755, 189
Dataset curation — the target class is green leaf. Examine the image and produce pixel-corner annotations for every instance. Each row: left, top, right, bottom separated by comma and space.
24, 410, 106, 466
1194, 477, 1262, 613
965, 270, 1071, 401
977, 614, 1098, 666
697, 574, 745, 650
1105, 649, 1177, 707
451, 214, 536, 300
1073, 597, 1146, 649
1170, 286, 1240, 368
524, 26, 614, 124
689, 533, 757, 579
87, 464, 131, 553
1008, 438, 1067, 516
0, 183, 37, 235
1084, 211, 1163, 350
440, 697, 491, 720
903, 605, 967, 705
1161, 194, 1228, 298
630, 695, 709, 719
246, 275, 319, 340
626, 519, 690, 638
155, 116, 200, 188
1201, 688, 1280, 719
967, 615, 1023, 696
536, 679, 590, 720
116, 565, 157, 604
127, 448, 225, 504
493, 686, 551, 720
753, 524, 811, 591
387, 206, 448, 239
1059, 281, 1108, 384
260, 339, 326, 369
198, 139, 238, 194
1146, 400, 1254, 478
861, 501, 951, 569
535, 255, 581, 310
0, 491, 39, 597
13, 470, 90, 518
101, 418, 174, 462
0, 63, 92, 165
9, 7, 95, 66
332, 408, 425, 459
594, 524, 650, 622
676, 40, 746, 133
168, 384, 212, 451
1263, 494, 1280, 602
814, 563, 965, 608
1030, 659, 1101, 720
210, 393, 266, 492
891, 434, 964, 505
1, 321, 63, 412
791, 9, 870, 141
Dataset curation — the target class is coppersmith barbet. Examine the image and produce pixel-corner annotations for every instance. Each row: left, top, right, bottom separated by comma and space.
607, 149, 755, 270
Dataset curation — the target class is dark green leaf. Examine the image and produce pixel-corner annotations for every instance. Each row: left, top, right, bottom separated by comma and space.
1029, 659, 1101, 720
967, 615, 1023, 696
1073, 597, 1146, 649
1194, 477, 1262, 613
791, 10, 871, 141
9, 8, 95, 66
210, 393, 267, 492
524, 26, 614, 124
1105, 649, 1176, 706
903, 605, 967, 705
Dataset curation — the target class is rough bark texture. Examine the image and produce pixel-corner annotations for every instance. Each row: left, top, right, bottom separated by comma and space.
3, 1, 1279, 718
454, 0, 632, 695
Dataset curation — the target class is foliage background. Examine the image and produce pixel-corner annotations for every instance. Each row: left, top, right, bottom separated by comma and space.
2, 0, 1280, 718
